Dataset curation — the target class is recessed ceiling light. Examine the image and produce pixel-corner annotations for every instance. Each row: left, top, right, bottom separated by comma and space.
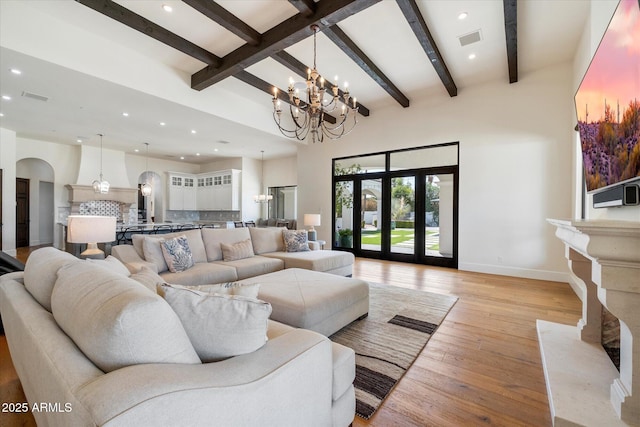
0, 113, 4, 117
468, 53, 476, 60
76, 138, 82, 143
160, 122, 166, 126
122, 112, 129, 117
191, 130, 197, 134
458, 12, 468, 20
10, 68, 22, 75
162, 4, 173, 12
2, 95, 11, 100
196, 153, 200, 156
214, 148, 218, 152
134, 149, 139, 153
180, 156, 185, 160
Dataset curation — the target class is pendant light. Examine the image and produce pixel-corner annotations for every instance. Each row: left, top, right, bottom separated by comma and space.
92, 133, 110, 194
140, 142, 152, 196
254, 150, 273, 203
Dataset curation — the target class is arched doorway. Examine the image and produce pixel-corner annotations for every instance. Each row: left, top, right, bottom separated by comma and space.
137, 171, 162, 223
16, 158, 55, 248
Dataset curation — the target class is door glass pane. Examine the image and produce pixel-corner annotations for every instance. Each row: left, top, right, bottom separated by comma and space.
390, 176, 415, 254
425, 174, 453, 258
335, 180, 354, 248
360, 179, 382, 252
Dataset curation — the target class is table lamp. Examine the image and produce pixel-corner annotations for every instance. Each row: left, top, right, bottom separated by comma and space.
67, 215, 117, 259
304, 214, 321, 241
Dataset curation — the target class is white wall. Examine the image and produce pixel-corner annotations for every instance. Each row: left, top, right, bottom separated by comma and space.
298, 62, 575, 281
0, 128, 17, 253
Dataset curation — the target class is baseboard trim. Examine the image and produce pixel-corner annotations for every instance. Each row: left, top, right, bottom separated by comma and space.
459, 262, 570, 283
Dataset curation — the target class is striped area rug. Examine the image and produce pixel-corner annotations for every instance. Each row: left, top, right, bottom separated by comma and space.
330, 282, 458, 419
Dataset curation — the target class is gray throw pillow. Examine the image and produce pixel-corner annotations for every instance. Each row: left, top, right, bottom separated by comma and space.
159, 283, 272, 362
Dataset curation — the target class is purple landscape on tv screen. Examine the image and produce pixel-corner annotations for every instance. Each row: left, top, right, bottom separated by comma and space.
575, 0, 640, 192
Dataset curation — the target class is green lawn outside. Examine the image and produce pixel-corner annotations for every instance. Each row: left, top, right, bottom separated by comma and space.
360, 228, 437, 245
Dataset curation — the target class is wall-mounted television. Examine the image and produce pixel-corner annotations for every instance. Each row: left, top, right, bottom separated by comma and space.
575, 0, 640, 194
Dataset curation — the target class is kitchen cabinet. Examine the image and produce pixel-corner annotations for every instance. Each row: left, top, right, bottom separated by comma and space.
167, 172, 197, 211
168, 169, 240, 211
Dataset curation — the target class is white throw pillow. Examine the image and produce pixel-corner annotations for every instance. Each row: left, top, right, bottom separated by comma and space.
159, 283, 272, 362
142, 236, 169, 273
52, 262, 201, 372
86, 255, 131, 277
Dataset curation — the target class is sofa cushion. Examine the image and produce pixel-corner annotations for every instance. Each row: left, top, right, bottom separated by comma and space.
52, 262, 201, 373
86, 255, 131, 277
130, 265, 165, 293
283, 230, 310, 252
23, 247, 79, 312
159, 283, 272, 362
221, 238, 254, 261
161, 235, 195, 273
262, 250, 355, 273
213, 256, 284, 280
159, 262, 238, 286
248, 227, 286, 254
132, 229, 207, 263
202, 228, 251, 261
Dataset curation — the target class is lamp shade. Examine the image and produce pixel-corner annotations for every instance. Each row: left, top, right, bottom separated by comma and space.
304, 214, 321, 227
67, 215, 117, 244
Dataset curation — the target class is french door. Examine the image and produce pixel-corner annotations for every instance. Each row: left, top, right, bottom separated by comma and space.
333, 144, 458, 269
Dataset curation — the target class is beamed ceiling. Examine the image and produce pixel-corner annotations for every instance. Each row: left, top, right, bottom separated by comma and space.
0, 0, 590, 162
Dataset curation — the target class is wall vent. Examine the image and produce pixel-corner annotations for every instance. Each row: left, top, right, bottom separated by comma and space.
21, 91, 49, 102
458, 30, 482, 47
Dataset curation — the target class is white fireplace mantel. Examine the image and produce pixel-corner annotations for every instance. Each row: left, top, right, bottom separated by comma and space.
541, 219, 640, 426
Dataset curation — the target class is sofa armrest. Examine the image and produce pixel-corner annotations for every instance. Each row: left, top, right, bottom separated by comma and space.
308, 241, 320, 251
111, 244, 157, 273
78, 329, 334, 426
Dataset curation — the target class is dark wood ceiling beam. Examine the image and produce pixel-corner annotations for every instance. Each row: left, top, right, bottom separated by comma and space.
191, 0, 381, 90
235, 71, 337, 124
503, 0, 518, 84
395, 0, 457, 97
75, 0, 221, 67
288, 0, 316, 17
182, 0, 261, 46
271, 51, 371, 117
322, 25, 410, 108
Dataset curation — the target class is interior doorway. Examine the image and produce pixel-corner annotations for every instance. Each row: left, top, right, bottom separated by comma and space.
16, 178, 29, 248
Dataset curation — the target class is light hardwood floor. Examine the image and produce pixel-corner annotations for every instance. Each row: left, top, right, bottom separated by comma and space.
0, 253, 581, 427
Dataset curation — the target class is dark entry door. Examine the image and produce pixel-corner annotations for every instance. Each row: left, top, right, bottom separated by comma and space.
16, 178, 29, 248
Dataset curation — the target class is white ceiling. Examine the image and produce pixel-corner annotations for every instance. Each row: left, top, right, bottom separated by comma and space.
0, 0, 590, 163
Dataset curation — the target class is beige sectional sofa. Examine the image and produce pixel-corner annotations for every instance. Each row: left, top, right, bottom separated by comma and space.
111, 226, 355, 284
0, 247, 356, 426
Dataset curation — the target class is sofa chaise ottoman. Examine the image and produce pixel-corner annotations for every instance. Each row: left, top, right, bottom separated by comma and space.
242, 268, 370, 337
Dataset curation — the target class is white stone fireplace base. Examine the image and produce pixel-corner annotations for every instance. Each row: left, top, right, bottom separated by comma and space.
545, 219, 640, 427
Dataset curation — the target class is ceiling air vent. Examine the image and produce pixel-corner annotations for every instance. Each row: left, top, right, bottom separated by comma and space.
458, 30, 482, 47
21, 91, 49, 102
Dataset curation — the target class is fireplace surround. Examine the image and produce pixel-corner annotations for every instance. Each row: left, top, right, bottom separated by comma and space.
543, 219, 640, 426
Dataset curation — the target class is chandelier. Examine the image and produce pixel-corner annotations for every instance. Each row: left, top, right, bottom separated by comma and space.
254, 151, 273, 203
140, 142, 152, 197
272, 25, 358, 143
92, 133, 110, 194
